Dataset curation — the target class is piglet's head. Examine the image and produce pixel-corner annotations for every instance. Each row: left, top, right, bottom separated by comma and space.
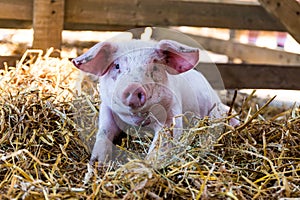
72, 39, 200, 77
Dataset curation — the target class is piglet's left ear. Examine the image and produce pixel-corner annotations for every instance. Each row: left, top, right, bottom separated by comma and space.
156, 40, 200, 74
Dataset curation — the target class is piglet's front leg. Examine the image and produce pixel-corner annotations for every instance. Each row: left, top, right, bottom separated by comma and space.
146, 107, 183, 166
90, 103, 121, 165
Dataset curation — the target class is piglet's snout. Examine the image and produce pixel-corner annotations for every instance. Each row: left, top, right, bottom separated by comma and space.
122, 83, 147, 109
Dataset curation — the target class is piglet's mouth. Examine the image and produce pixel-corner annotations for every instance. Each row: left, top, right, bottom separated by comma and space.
135, 117, 151, 127
132, 112, 151, 126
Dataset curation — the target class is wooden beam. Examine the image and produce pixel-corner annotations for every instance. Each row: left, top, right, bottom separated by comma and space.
197, 63, 300, 90
0, 0, 32, 28
0, 56, 22, 69
0, 0, 286, 31
64, 0, 285, 31
32, 0, 65, 56
187, 34, 300, 65
0, 0, 32, 21
0, 19, 32, 29
258, 0, 300, 44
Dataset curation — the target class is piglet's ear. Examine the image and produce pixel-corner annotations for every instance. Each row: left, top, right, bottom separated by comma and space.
156, 40, 200, 75
72, 42, 117, 76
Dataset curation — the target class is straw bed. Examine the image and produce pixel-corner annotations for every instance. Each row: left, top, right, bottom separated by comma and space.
0, 50, 299, 199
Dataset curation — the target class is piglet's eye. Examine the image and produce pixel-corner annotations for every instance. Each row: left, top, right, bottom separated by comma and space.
115, 64, 120, 70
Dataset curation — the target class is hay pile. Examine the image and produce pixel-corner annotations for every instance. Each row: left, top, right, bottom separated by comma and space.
0, 50, 299, 199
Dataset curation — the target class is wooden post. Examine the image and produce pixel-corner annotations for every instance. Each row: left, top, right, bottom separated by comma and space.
258, 0, 300, 44
32, 0, 65, 57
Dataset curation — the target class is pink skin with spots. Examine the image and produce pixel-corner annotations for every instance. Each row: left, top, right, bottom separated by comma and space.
73, 39, 238, 165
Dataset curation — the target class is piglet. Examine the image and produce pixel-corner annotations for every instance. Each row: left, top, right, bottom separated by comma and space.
73, 39, 238, 165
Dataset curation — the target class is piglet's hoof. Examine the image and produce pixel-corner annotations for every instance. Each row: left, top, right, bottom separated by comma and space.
89, 138, 113, 167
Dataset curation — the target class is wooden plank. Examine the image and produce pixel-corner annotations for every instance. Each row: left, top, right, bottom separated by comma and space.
197, 63, 300, 90
64, 0, 285, 31
258, 0, 300, 44
0, 0, 286, 31
0, 0, 33, 21
32, 0, 65, 56
187, 34, 300, 65
0, 19, 32, 29
0, 56, 22, 69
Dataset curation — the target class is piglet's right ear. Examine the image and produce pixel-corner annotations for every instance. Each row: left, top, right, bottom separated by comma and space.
72, 42, 117, 76
156, 40, 200, 75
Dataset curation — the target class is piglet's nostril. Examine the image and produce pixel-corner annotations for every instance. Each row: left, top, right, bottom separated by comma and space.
138, 92, 142, 99
135, 89, 146, 106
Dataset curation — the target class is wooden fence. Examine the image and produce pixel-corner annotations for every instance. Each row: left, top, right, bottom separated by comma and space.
0, 0, 300, 89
